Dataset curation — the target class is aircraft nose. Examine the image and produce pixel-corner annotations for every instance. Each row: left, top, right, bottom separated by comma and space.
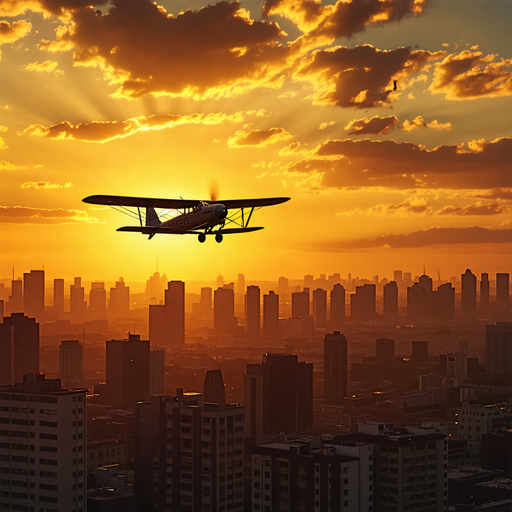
215, 204, 227, 220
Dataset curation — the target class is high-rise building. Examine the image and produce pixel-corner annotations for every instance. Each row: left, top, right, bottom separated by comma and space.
237, 273, 245, 296
109, 277, 130, 320
149, 349, 165, 395
480, 273, 490, 310
278, 276, 289, 295
0, 313, 39, 386
106, 334, 150, 409
435, 282, 455, 320
199, 287, 213, 318
412, 340, 428, 363
312, 288, 327, 329
23, 269, 44, 318
165, 281, 185, 345
53, 278, 64, 314
350, 283, 375, 322
7, 278, 22, 315
439, 352, 467, 378
70, 277, 86, 323
304, 274, 314, 290
245, 354, 313, 435
135, 391, 244, 512
394, 269, 403, 285
263, 291, 279, 337
204, 368, 226, 405
461, 268, 477, 315
214, 287, 237, 336
216, 273, 224, 289
459, 339, 469, 355
383, 281, 398, 320
485, 322, 512, 375
246, 285, 260, 339
0, 373, 87, 512
59, 339, 83, 387
407, 282, 425, 322
89, 281, 107, 321
145, 271, 164, 304
330, 283, 345, 330
376, 337, 395, 361
496, 273, 510, 302
148, 303, 167, 345
292, 289, 309, 318
324, 331, 347, 405
403, 272, 412, 286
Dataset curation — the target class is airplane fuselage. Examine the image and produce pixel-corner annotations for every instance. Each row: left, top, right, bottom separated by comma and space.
160, 203, 227, 233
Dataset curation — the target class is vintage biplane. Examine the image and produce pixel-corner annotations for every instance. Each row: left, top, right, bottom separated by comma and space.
82, 194, 290, 243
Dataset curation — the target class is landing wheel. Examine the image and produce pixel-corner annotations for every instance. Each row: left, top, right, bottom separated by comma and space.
215, 233, 223, 243
198, 233, 206, 243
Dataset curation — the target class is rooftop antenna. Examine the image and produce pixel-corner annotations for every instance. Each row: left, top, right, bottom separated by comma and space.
423, 263, 426, 275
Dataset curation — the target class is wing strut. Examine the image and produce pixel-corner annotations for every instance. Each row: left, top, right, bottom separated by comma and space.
137, 207, 142, 226
245, 207, 255, 228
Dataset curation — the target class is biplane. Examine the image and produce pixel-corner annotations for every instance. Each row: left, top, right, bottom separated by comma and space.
82, 194, 290, 243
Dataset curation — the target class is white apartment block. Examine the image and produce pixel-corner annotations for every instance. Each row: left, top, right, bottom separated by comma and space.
0, 374, 87, 512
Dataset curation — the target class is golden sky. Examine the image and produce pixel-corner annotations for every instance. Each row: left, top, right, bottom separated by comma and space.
0, 0, 511, 281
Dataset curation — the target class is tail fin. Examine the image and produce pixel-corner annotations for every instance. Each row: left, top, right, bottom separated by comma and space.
146, 207, 161, 227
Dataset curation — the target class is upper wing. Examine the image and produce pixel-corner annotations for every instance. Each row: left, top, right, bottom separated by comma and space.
83, 194, 199, 209
209, 197, 290, 209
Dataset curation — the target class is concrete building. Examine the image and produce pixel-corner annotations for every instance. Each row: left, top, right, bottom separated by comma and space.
23, 269, 44, 319
324, 331, 348, 405
214, 286, 238, 336
109, 277, 130, 320
481, 273, 490, 310
0, 373, 87, 512
246, 285, 261, 339
412, 340, 429, 363
263, 291, 279, 337
87, 439, 130, 476
165, 280, 185, 345
497, 273, 510, 302
376, 338, 395, 361
59, 339, 83, 388
461, 269, 477, 316
330, 283, 345, 331
439, 353, 467, 379
89, 281, 107, 321
407, 282, 426, 322
70, 277, 86, 323
292, 290, 309, 319
312, 288, 327, 330
485, 323, 512, 375
0, 313, 39, 386
149, 349, 165, 396
383, 281, 398, 321
7, 278, 22, 316
350, 284, 376, 322
53, 278, 64, 315
135, 391, 245, 512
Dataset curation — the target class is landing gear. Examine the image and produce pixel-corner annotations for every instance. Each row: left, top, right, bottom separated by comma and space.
198, 233, 206, 243
215, 232, 223, 243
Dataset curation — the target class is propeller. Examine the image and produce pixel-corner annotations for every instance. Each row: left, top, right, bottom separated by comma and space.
209, 180, 219, 203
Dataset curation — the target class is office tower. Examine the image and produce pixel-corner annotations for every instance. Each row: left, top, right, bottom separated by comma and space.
135, 391, 244, 512
237, 273, 245, 295
330, 283, 345, 330
480, 273, 490, 310
53, 278, 64, 314
312, 288, 327, 329
324, 331, 347, 405
407, 282, 425, 321
435, 282, 455, 320
278, 276, 289, 295
89, 281, 107, 320
461, 268, 477, 315
376, 337, 395, 361
109, 277, 130, 320
251, 436, 372, 512
350, 283, 375, 322
383, 280, 398, 320
418, 273, 433, 320
304, 274, 314, 290
165, 281, 185, 344
292, 289, 309, 318
245, 354, 313, 435
148, 303, 167, 345
439, 352, 467, 378
145, 271, 164, 304
0, 313, 39, 386
199, 287, 213, 317
496, 273, 510, 302
204, 368, 226, 405
59, 339, 83, 387
403, 272, 412, 286
149, 349, 165, 395
216, 273, 224, 288
0, 374, 87, 512
214, 286, 237, 336
106, 334, 150, 409
459, 339, 469, 355
70, 277, 86, 323
394, 270, 403, 285
7, 278, 22, 315
246, 285, 260, 339
23, 269, 44, 318
485, 323, 512, 374
263, 290, 279, 337
412, 340, 428, 362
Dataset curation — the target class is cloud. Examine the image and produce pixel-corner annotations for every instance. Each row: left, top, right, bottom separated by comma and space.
436, 202, 508, 216
0, 19, 32, 58
465, 188, 512, 201
286, 137, 511, 191
429, 50, 512, 100
402, 116, 452, 131
0, 137, 8, 149
331, 227, 512, 250
22, 111, 244, 143
46, 1, 292, 100
227, 127, 292, 147
262, 0, 428, 40
295, 45, 445, 108
0, 161, 25, 170
340, 196, 432, 216
345, 115, 399, 135
0, 0, 108, 18
0, 205, 99, 224
23, 60, 60, 73
319, 121, 335, 130
21, 181, 72, 189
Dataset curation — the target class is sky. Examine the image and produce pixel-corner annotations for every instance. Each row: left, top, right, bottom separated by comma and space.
0, 0, 511, 282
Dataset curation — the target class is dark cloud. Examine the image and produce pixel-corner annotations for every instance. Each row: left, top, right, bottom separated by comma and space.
295, 45, 444, 108
332, 227, 512, 249
345, 115, 399, 135
436, 202, 508, 216
0, 19, 32, 58
0, 205, 99, 224
0, 0, 108, 17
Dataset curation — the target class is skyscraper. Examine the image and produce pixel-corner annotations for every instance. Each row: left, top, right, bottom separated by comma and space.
89, 281, 107, 321
70, 277, 86, 323
263, 290, 279, 337
199, 287, 213, 318
461, 268, 477, 315
214, 286, 237, 336
436, 282, 455, 320
53, 278, 64, 314
23, 269, 44, 318
149, 349, 165, 395
350, 283, 376, 322
237, 273, 245, 296
496, 273, 510, 302
376, 337, 395, 361
109, 277, 130, 320
383, 280, 398, 321
407, 282, 425, 322
145, 271, 164, 304
165, 280, 185, 345
292, 289, 309, 318
485, 323, 512, 375
59, 339, 83, 387
480, 273, 490, 310
394, 269, 403, 286
312, 288, 327, 329
0, 313, 39, 386
204, 368, 226, 405
246, 285, 260, 339
330, 283, 345, 330
412, 340, 429, 363
324, 331, 347, 405
7, 278, 22, 315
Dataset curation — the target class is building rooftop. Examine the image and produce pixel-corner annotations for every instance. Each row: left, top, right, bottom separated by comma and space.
0, 373, 86, 396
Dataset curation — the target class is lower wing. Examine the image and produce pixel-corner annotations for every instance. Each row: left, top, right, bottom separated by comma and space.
117, 226, 263, 235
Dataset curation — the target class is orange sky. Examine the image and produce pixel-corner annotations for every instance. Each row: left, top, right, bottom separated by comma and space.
0, 0, 511, 282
